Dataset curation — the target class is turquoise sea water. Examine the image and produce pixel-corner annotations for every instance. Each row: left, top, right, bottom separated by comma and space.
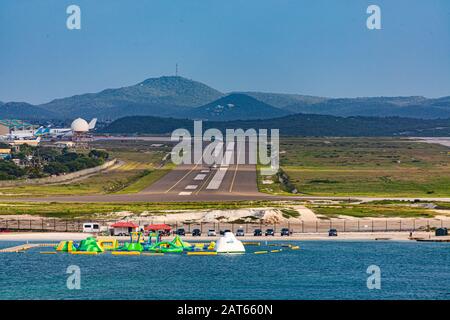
0, 240, 449, 300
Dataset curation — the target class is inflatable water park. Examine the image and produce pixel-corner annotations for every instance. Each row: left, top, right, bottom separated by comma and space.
0, 231, 300, 255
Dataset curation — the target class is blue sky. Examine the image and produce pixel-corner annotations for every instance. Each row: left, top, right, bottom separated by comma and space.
0, 0, 449, 104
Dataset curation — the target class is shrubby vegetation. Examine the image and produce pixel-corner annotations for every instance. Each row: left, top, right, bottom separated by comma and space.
0, 145, 109, 180
276, 168, 297, 193
102, 114, 450, 137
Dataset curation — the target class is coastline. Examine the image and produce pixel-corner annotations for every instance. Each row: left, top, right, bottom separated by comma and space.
0, 231, 446, 242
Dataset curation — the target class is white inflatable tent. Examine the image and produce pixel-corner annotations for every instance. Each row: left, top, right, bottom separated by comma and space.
215, 232, 246, 254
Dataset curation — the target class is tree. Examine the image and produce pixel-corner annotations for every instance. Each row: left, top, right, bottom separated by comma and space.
88, 149, 109, 160
0, 160, 26, 179
43, 162, 69, 175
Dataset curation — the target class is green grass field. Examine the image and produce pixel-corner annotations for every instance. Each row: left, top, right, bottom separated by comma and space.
0, 199, 444, 219
0, 141, 172, 198
307, 203, 436, 218
259, 138, 450, 197
0, 200, 282, 218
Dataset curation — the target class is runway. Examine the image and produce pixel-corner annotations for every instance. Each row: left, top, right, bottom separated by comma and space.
140, 140, 259, 197
3, 139, 450, 203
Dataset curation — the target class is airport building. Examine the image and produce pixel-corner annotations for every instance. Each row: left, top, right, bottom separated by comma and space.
0, 119, 35, 135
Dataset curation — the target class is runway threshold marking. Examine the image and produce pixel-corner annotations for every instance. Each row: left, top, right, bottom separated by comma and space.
194, 174, 206, 180
206, 142, 234, 190
229, 146, 241, 193
185, 185, 198, 190
178, 191, 192, 196
206, 167, 228, 190
165, 157, 203, 193
194, 168, 216, 195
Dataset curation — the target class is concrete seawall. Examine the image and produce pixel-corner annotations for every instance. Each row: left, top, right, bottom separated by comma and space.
0, 159, 118, 187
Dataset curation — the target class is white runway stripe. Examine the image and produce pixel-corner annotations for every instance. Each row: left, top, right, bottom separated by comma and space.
178, 191, 192, 195
185, 185, 198, 190
206, 142, 235, 190
221, 142, 235, 167
206, 167, 228, 190
194, 174, 206, 180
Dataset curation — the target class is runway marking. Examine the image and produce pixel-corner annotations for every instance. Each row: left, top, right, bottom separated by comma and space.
165, 157, 203, 193
206, 142, 234, 190
229, 146, 241, 193
206, 167, 228, 190
194, 168, 216, 195
194, 174, 206, 181
185, 185, 198, 190
178, 191, 192, 196
200, 170, 210, 173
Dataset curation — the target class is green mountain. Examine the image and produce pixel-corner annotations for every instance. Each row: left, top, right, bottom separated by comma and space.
4, 76, 450, 120
39, 76, 223, 119
239, 92, 328, 110
102, 114, 450, 137
179, 93, 292, 121
282, 96, 450, 119
0, 102, 59, 120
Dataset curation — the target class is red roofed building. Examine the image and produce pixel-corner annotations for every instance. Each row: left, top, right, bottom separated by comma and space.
144, 224, 171, 236
144, 224, 171, 231
110, 221, 139, 236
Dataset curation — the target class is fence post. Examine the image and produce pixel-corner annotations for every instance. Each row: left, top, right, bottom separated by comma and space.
399, 220, 402, 232
413, 219, 415, 231
316, 221, 318, 233
357, 220, 360, 232
371, 220, 374, 233
343, 220, 346, 232
54, 219, 56, 231
29, 220, 32, 231
386, 220, 388, 232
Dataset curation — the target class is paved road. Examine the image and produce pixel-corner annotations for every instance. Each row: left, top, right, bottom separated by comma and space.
3, 193, 450, 203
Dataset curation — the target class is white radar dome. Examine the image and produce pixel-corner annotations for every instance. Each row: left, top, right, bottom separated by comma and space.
71, 118, 89, 133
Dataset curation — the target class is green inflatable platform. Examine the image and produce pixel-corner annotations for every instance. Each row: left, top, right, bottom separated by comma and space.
77, 237, 104, 253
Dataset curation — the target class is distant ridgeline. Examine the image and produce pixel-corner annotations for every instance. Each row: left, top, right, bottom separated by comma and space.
101, 114, 450, 137
1, 76, 450, 121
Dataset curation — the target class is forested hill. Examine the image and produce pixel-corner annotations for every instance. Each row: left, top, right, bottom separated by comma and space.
101, 114, 450, 137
